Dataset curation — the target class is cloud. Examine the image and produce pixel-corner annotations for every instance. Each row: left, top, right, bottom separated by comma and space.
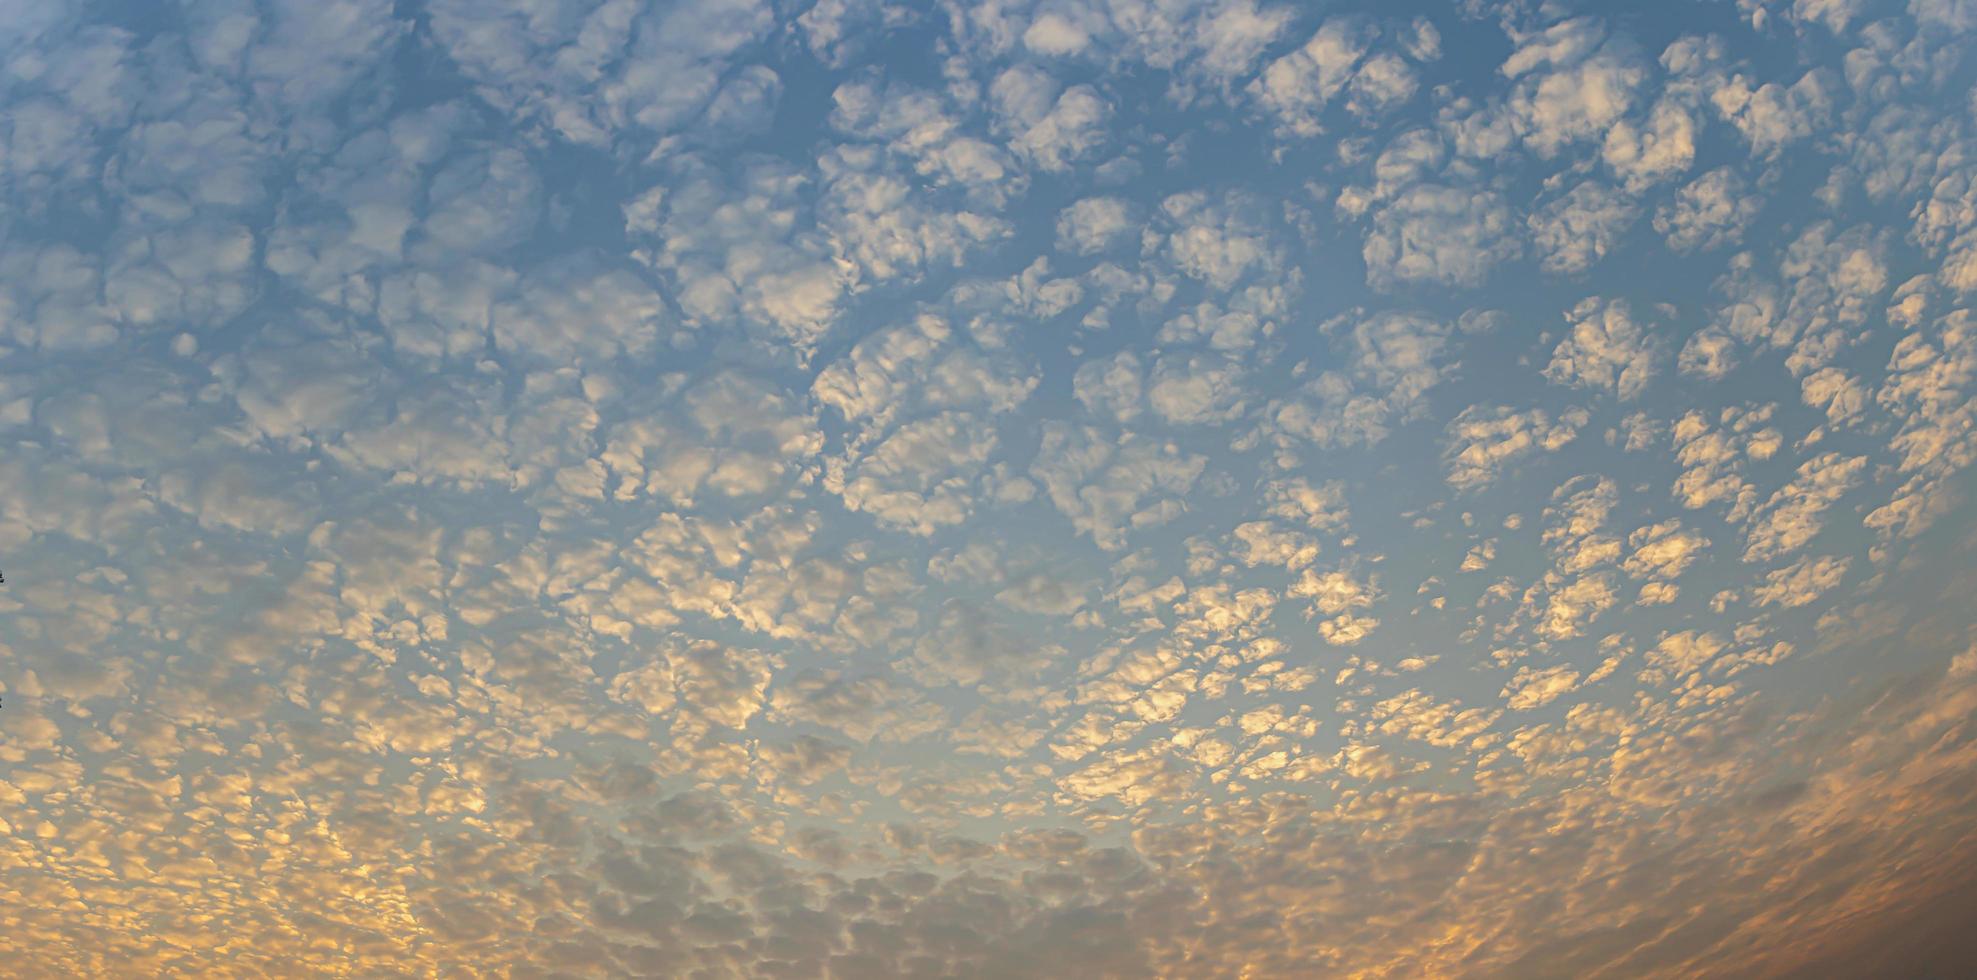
1031, 422, 1207, 550
1056, 196, 1138, 254
1363, 182, 1519, 289
1670, 403, 1781, 516
1752, 554, 1852, 607
906, 599, 1062, 689
826, 411, 1001, 534
818, 150, 1013, 283
1146, 352, 1248, 425
1603, 98, 1696, 190
1250, 17, 1427, 136
1501, 18, 1646, 157
1544, 297, 1661, 399
1073, 350, 1145, 423
1443, 405, 1589, 490
1624, 519, 1710, 584
1502, 663, 1583, 710
626, 154, 850, 355
1743, 452, 1866, 563
1024, 13, 1091, 56
7, 2, 1977, 975
600, 371, 821, 506
769, 668, 945, 743
1529, 180, 1638, 276
427, 0, 775, 150
1656, 166, 1761, 252
1156, 190, 1284, 291
1249, 313, 1463, 468
491, 255, 669, 363
1290, 567, 1382, 644
813, 314, 1037, 433
991, 65, 1110, 172
1711, 68, 1836, 159
1641, 629, 1728, 684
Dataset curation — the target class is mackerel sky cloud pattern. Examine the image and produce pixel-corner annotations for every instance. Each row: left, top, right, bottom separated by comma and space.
3, 0, 1977, 976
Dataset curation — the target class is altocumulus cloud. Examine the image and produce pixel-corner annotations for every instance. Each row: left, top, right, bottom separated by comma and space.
3, 0, 1977, 977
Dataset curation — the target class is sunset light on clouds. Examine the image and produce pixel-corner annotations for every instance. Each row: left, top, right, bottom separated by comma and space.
3, 0, 1977, 975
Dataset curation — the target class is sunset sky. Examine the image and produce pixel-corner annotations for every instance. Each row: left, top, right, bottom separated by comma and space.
3, 0, 1977, 975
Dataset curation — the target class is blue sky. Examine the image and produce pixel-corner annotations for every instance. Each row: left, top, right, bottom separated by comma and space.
3, 0, 1977, 975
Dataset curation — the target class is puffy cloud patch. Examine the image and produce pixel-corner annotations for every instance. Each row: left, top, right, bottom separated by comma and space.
1544, 298, 1661, 399
1501, 18, 1647, 157
427, 0, 775, 150
1362, 182, 1519, 290
1443, 405, 1589, 490
1530, 180, 1638, 276
1751, 554, 1852, 607
1656, 166, 1760, 253
1031, 422, 1207, 550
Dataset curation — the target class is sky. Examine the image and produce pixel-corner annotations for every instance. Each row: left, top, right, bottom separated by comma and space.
2, 0, 1977, 976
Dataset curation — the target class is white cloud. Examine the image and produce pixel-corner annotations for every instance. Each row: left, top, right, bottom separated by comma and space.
1642, 629, 1727, 683
827, 411, 1000, 535
1248, 18, 1370, 136
1529, 181, 1637, 276
1710, 69, 1835, 158
1751, 554, 1851, 607
1501, 19, 1646, 157
1157, 190, 1283, 291
1603, 99, 1695, 190
906, 600, 1060, 688
1031, 422, 1207, 550
10, 5, 1977, 975
491, 256, 668, 363
1670, 404, 1779, 516
819, 151, 1013, 284
1544, 298, 1661, 399
1363, 183, 1518, 289
1147, 352, 1248, 425
427, 0, 775, 149
1073, 350, 1145, 423
600, 371, 820, 506
1024, 13, 1091, 55
1502, 664, 1582, 710
1056, 196, 1137, 254
1677, 327, 1739, 380
813, 314, 1037, 438
1443, 405, 1589, 490
1624, 519, 1710, 583
420, 147, 541, 256
627, 154, 850, 355
991, 66, 1110, 172
1252, 310, 1452, 456
1656, 166, 1760, 252
1743, 452, 1865, 562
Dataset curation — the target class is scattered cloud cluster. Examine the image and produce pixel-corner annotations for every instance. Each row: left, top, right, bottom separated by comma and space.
4, 0, 1977, 976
